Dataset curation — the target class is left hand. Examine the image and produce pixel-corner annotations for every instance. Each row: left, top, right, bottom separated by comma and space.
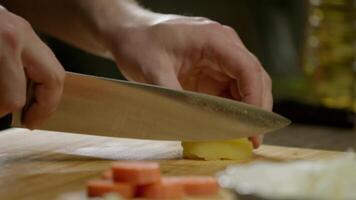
100, 15, 272, 148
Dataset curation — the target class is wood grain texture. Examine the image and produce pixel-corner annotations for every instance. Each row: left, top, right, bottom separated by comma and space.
0, 128, 342, 200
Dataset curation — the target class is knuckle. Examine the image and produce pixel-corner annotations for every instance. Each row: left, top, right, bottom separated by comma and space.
18, 18, 32, 32
0, 23, 17, 38
223, 25, 236, 34
265, 73, 273, 88
0, 14, 31, 51
243, 52, 263, 75
10, 14, 32, 31
251, 54, 262, 65
57, 68, 66, 87
206, 21, 222, 29
192, 17, 210, 22
0, 23, 19, 50
150, 23, 171, 36
57, 67, 66, 87
250, 63, 262, 75
50, 69, 65, 89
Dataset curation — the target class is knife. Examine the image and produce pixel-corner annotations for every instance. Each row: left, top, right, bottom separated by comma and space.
9, 72, 290, 141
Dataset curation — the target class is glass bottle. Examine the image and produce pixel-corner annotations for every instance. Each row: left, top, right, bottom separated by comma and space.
304, 0, 355, 111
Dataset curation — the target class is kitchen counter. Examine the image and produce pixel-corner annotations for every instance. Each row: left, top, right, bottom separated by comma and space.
265, 124, 356, 151
0, 128, 344, 200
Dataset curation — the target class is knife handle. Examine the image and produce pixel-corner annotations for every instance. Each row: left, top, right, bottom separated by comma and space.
11, 79, 35, 127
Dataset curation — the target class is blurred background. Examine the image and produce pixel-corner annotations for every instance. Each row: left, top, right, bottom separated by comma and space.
43, 0, 355, 151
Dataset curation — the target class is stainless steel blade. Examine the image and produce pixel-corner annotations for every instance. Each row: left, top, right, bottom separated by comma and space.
13, 72, 290, 141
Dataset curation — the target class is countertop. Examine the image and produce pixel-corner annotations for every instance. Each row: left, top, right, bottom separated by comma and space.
0, 128, 344, 200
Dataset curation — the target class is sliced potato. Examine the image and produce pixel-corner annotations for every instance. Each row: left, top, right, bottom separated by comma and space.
182, 138, 253, 161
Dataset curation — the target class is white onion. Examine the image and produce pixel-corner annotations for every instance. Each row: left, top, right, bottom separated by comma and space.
218, 153, 356, 200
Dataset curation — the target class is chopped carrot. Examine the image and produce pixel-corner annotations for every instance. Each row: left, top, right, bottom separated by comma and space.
167, 176, 220, 196
112, 161, 161, 185
87, 180, 134, 198
102, 170, 113, 180
137, 177, 184, 199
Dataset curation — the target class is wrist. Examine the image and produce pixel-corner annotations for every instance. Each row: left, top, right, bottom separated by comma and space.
83, 1, 172, 57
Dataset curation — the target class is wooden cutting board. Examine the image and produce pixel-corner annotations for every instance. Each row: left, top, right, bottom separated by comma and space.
0, 128, 342, 200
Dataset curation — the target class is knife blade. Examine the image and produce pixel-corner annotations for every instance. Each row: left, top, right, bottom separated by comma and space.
12, 72, 290, 141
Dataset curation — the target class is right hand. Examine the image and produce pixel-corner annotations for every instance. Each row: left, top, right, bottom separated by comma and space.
100, 15, 272, 148
0, 7, 65, 129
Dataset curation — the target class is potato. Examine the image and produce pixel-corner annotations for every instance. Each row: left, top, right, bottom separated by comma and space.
182, 138, 253, 161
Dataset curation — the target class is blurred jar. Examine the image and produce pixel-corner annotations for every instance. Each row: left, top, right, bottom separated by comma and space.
303, 0, 355, 111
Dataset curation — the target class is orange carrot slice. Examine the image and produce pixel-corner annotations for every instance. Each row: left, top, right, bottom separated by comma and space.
112, 161, 161, 185
102, 170, 113, 180
87, 180, 134, 198
137, 177, 184, 199
168, 176, 219, 196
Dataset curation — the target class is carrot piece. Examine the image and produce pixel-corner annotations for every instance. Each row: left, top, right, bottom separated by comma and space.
102, 170, 113, 180
137, 177, 184, 199
112, 161, 161, 185
168, 176, 220, 196
87, 180, 134, 198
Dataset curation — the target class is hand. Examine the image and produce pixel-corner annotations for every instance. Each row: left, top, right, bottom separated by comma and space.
0, 8, 65, 129
101, 15, 272, 148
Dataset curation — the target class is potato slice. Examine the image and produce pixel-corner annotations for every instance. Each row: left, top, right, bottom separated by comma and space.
182, 138, 253, 161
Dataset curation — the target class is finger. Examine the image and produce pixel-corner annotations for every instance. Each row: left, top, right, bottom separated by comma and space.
222, 46, 266, 148
249, 70, 273, 148
253, 70, 273, 147
229, 78, 265, 148
246, 50, 272, 110
21, 33, 65, 129
249, 53, 272, 110
149, 66, 183, 91
222, 25, 246, 48
216, 44, 263, 107
261, 69, 273, 111
0, 43, 26, 117
249, 136, 262, 149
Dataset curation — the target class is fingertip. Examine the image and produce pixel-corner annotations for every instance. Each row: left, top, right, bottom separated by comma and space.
22, 100, 57, 130
22, 121, 35, 131
22, 122, 35, 130
262, 72, 273, 112
22, 109, 39, 130
248, 136, 263, 149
